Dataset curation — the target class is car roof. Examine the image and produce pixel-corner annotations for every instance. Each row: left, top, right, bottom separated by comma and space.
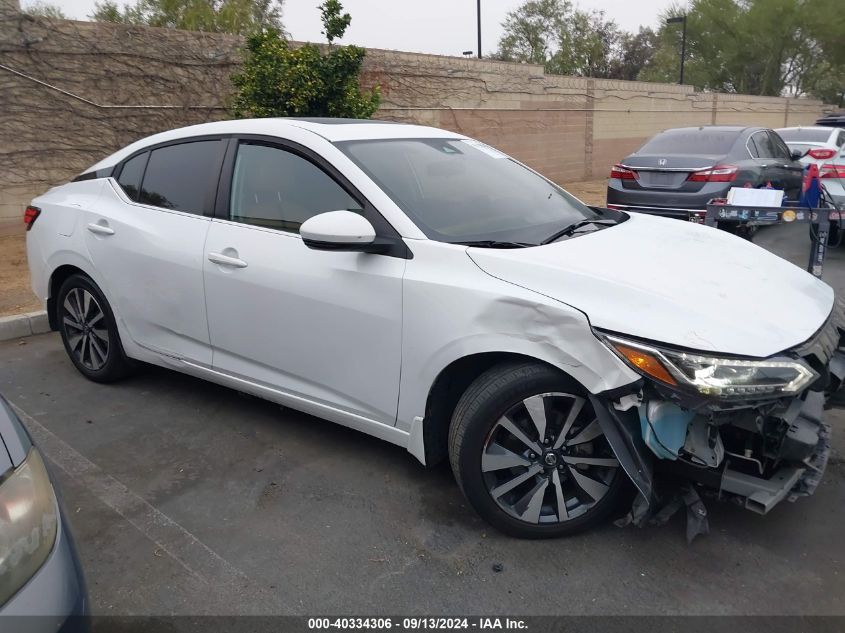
658, 126, 759, 134
86, 118, 463, 174
776, 126, 836, 132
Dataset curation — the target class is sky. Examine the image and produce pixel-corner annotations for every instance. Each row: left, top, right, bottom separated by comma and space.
31, 0, 670, 56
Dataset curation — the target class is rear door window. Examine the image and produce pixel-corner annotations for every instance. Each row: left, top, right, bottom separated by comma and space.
139, 140, 226, 215
116, 152, 148, 202
768, 132, 792, 160
749, 131, 776, 159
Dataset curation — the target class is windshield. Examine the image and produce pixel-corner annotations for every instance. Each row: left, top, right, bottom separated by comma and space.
777, 129, 831, 142
337, 138, 598, 244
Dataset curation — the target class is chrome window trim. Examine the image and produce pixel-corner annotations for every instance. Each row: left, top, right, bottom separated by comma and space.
618, 165, 701, 173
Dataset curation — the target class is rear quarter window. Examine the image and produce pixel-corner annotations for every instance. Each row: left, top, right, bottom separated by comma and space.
116, 152, 148, 202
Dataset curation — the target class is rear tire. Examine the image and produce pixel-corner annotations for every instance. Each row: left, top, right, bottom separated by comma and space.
448, 362, 625, 538
57, 274, 134, 383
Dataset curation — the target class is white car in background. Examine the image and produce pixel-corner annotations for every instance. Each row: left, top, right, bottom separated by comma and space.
821, 155, 845, 208
775, 126, 845, 165
24, 118, 845, 539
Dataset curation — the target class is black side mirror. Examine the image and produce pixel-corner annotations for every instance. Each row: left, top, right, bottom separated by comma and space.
790, 149, 805, 161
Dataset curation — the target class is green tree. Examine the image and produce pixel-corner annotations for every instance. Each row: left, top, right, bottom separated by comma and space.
641, 0, 845, 98
89, 0, 284, 35
494, 0, 627, 79
610, 27, 657, 81
551, 9, 620, 77
496, 0, 567, 66
23, 0, 66, 18
230, 1, 380, 119
90, 0, 144, 24
319, 0, 350, 43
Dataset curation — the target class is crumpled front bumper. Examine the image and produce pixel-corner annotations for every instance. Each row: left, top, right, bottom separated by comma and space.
592, 304, 845, 537
719, 389, 832, 514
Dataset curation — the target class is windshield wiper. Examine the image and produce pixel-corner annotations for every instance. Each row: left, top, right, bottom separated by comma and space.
455, 240, 535, 249
541, 219, 618, 245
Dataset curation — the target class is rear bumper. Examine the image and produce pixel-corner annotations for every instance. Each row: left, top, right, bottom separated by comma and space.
606, 180, 730, 216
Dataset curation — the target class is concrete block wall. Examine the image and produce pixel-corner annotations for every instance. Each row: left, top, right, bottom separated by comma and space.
362, 51, 828, 190
0, 14, 239, 222
0, 13, 830, 222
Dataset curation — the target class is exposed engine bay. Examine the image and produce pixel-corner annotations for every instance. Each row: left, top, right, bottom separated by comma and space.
592, 301, 845, 542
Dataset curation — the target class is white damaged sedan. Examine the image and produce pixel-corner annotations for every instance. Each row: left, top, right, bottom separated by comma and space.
25, 118, 843, 538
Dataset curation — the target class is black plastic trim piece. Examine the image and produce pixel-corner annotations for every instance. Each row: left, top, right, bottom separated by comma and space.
72, 167, 113, 182
302, 236, 400, 255
589, 394, 655, 505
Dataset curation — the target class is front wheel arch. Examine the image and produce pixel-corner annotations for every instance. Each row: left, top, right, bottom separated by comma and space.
447, 360, 627, 537
421, 353, 572, 467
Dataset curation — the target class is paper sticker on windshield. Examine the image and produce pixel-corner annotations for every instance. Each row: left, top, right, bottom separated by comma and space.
462, 139, 509, 159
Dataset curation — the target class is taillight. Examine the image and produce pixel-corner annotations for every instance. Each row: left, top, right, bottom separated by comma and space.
820, 164, 845, 179
688, 165, 738, 183
24, 206, 41, 231
808, 148, 837, 160
611, 164, 637, 180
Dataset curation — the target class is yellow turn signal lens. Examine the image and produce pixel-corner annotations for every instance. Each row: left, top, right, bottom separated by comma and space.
612, 343, 678, 386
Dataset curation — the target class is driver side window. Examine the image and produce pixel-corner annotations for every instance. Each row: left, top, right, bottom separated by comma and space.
229, 143, 361, 233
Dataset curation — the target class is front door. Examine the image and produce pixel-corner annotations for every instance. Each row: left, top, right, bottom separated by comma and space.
202, 140, 405, 425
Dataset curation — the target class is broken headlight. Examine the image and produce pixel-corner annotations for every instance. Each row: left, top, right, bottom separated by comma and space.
601, 333, 818, 399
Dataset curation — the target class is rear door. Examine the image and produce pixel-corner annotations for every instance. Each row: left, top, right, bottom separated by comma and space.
768, 130, 804, 199
83, 138, 226, 364
746, 130, 781, 188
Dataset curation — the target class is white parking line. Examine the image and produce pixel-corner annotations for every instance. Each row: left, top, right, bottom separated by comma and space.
10, 402, 291, 615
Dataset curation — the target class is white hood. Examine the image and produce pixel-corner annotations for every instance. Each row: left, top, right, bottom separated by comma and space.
468, 213, 834, 358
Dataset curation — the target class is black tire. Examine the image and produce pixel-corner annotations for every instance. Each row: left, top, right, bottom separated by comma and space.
829, 224, 841, 247
56, 274, 134, 383
448, 362, 625, 538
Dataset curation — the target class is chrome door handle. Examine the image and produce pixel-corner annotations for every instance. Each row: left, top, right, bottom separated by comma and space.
208, 252, 248, 268
87, 222, 115, 236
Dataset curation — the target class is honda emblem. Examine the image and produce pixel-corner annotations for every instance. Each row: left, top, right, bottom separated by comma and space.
658, 158, 667, 166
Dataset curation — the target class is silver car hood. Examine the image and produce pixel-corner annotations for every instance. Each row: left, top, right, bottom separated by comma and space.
468, 213, 834, 358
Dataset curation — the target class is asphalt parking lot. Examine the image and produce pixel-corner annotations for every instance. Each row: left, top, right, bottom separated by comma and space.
1, 222, 844, 616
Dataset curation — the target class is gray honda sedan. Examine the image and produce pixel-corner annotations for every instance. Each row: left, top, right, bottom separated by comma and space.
607, 126, 805, 219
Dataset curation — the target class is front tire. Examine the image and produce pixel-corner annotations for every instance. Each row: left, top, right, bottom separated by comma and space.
57, 274, 134, 383
448, 362, 625, 538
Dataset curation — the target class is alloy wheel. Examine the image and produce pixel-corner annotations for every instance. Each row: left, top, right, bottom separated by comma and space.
62, 287, 110, 371
481, 392, 619, 524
